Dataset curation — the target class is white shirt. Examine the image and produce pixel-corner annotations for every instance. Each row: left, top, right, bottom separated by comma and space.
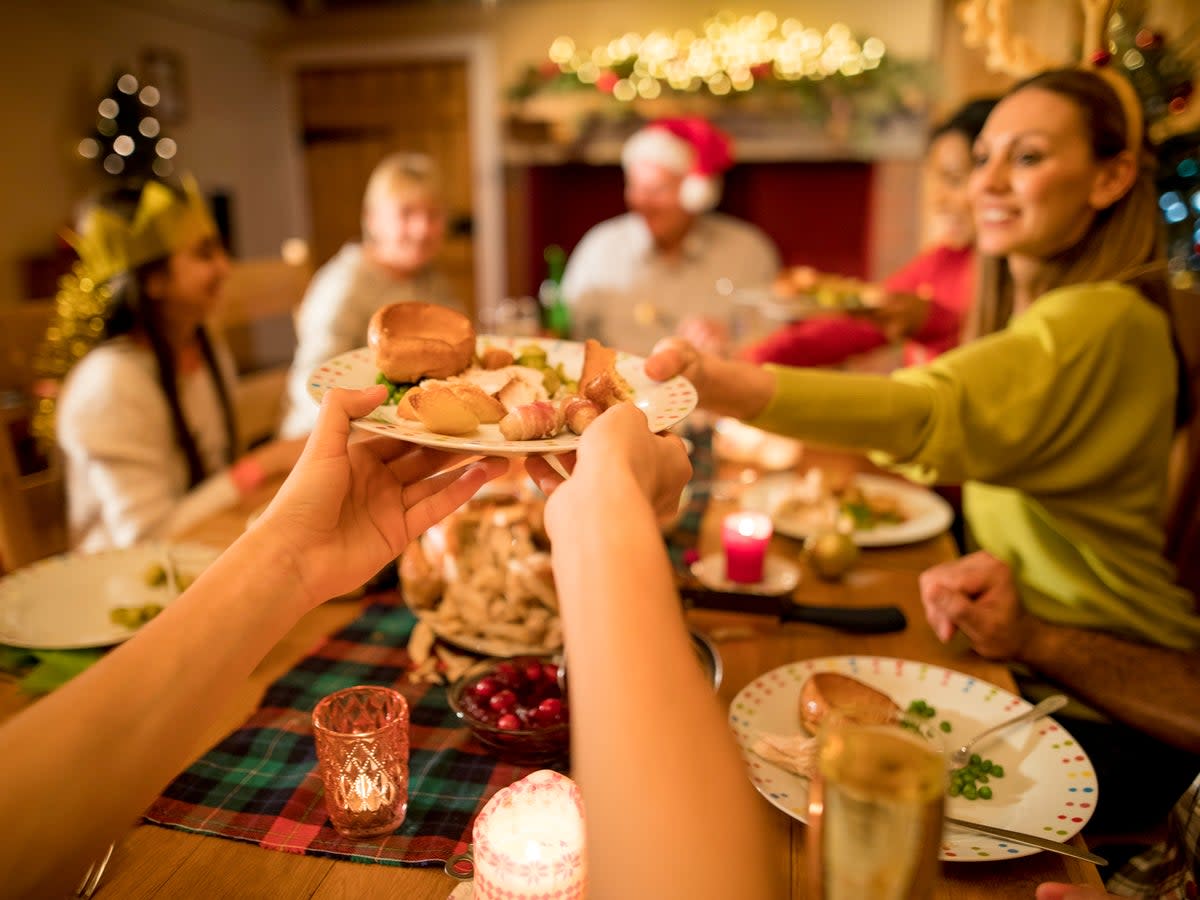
279, 243, 462, 437
560, 212, 780, 355
57, 336, 242, 552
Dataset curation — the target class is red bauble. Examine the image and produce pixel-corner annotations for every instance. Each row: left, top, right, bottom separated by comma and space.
750, 62, 773, 80
595, 70, 619, 94
1089, 49, 1112, 67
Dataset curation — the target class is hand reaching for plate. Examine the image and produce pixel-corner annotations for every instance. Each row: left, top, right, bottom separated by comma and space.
644, 337, 776, 422
525, 403, 691, 525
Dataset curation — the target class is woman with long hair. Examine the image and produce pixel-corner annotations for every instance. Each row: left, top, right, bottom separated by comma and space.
647, 66, 1200, 829
39, 177, 304, 551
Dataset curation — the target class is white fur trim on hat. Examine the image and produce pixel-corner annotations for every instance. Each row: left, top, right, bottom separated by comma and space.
679, 173, 721, 213
621, 127, 695, 175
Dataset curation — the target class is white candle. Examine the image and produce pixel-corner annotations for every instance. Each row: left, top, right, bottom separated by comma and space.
345, 772, 387, 813
472, 770, 586, 900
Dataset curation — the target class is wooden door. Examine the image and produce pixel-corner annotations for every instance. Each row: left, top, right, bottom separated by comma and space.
295, 61, 476, 319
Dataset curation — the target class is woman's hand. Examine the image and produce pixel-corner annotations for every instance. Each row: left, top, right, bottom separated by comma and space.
256, 385, 508, 608
868, 290, 931, 342
918, 551, 1038, 660
526, 403, 692, 525
644, 337, 777, 421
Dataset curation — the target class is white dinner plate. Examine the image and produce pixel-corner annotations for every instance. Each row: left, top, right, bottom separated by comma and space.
0, 542, 221, 650
729, 656, 1097, 861
305, 336, 698, 455
742, 472, 954, 547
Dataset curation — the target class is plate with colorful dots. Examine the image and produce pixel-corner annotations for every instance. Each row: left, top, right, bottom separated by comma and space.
307, 336, 698, 455
728, 655, 1097, 861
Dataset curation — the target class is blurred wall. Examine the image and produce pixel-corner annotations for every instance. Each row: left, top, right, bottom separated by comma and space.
0, 0, 304, 303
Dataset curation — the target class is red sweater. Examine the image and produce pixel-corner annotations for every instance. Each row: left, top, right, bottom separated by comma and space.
743, 245, 975, 368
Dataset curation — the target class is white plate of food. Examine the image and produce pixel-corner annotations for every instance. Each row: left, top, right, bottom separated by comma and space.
306, 335, 698, 455
728, 656, 1097, 861
0, 542, 221, 650
741, 471, 954, 547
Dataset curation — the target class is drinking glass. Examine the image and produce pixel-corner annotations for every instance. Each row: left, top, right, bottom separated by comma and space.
312, 685, 409, 839
807, 714, 945, 900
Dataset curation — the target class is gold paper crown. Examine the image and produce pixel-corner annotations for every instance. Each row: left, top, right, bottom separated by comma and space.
65, 174, 216, 285
31, 175, 216, 451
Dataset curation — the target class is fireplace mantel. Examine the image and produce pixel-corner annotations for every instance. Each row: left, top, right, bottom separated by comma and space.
504, 112, 929, 167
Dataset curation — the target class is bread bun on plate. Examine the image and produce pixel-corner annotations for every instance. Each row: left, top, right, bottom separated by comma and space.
368, 302, 476, 383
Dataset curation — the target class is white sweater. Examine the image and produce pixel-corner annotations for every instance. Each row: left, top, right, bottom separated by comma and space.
57, 337, 242, 552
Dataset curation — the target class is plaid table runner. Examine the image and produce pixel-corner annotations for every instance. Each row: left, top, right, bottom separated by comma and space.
144, 424, 714, 867
144, 596, 558, 866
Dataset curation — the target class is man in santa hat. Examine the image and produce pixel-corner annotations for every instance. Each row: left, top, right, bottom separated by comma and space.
560, 117, 779, 356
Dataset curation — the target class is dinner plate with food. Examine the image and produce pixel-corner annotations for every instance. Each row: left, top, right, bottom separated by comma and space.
741, 470, 954, 547
729, 656, 1097, 861
0, 542, 221, 650
305, 302, 698, 454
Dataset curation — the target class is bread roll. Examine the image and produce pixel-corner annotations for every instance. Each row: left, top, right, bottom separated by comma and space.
368, 302, 476, 383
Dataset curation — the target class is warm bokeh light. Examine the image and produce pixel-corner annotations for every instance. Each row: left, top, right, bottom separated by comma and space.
547, 10, 888, 99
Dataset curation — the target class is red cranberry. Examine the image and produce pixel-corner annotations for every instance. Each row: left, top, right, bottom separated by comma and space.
496, 713, 522, 731
543, 662, 560, 683
471, 676, 500, 700
523, 661, 545, 684
537, 697, 563, 717
489, 689, 517, 712
494, 662, 520, 686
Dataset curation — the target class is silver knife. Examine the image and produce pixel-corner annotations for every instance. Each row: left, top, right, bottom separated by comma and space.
944, 816, 1108, 866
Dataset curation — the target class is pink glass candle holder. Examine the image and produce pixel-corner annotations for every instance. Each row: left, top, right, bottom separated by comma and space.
722, 511, 774, 583
472, 769, 587, 900
312, 685, 409, 839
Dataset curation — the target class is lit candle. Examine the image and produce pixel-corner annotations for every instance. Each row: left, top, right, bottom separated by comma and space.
722, 511, 773, 583
472, 770, 587, 900
346, 772, 388, 813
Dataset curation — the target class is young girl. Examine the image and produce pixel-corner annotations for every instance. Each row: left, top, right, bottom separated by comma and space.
745, 96, 998, 370
40, 178, 304, 551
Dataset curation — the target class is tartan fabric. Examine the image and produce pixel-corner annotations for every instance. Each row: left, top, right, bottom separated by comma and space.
144, 596, 562, 866
1106, 773, 1200, 898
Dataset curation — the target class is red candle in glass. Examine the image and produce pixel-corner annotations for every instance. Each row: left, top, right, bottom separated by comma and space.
722, 511, 773, 583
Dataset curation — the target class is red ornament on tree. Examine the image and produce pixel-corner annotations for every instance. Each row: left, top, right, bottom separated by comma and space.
1089, 49, 1112, 67
594, 71, 618, 94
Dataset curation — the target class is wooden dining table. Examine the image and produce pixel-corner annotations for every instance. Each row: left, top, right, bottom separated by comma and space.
0, 449, 1106, 899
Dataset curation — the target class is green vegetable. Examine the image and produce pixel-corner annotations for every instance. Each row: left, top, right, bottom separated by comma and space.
143, 563, 167, 587
375, 371, 415, 405
939, 720, 952, 733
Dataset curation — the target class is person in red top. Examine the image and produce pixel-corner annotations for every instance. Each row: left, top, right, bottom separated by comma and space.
744, 97, 997, 369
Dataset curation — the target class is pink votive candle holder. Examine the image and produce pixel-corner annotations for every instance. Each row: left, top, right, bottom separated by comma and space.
312, 685, 409, 839
722, 511, 773, 583
472, 769, 587, 900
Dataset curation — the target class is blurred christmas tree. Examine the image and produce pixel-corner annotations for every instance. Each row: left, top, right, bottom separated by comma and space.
76, 71, 177, 183
1107, 0, 1199, 287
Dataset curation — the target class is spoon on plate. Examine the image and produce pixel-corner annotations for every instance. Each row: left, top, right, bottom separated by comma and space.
949, 694, 1069, 770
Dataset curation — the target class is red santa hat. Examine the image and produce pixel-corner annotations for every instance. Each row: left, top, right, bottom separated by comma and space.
620, 117, 733, 214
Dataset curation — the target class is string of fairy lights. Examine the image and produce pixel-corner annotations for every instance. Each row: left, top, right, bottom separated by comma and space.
544, 11, 888, 102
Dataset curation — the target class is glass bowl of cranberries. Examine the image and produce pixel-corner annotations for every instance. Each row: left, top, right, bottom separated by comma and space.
447, 655, 569, 765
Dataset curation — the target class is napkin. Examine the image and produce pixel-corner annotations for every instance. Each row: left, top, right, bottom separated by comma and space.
0, 645, 105, 695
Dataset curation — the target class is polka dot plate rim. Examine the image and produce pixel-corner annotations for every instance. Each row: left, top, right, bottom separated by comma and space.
728, 655, 1098, 862
306, 335, 698, 455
